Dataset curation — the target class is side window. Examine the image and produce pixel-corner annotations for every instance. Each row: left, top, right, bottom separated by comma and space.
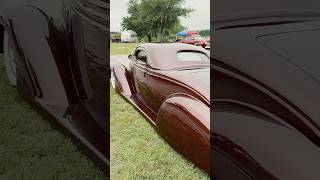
135, 50, 147, 63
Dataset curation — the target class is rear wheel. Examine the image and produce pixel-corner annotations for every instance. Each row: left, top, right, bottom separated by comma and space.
3, 30, 17, 86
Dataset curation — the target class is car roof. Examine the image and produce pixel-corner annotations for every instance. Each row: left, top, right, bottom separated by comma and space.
136, 43, 209, 70
213, 0, 320, 29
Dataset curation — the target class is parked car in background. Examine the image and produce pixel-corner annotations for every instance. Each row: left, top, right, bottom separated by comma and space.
111, 43, 210, 174
111, 37, 121, 43
111, 32, 121, 43
0, 0, 109, 174
178, 35, 208, 48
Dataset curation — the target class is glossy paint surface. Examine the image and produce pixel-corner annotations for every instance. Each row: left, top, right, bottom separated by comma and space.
112, 44, 210, 174
0, 0, 109, 173
212, 3, 320, 179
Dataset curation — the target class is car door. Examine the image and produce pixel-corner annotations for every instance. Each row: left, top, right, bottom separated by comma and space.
132, 48, 172, 113
69, 0, 108, 131
73, 0, 108, 102
131, 48, 157, 110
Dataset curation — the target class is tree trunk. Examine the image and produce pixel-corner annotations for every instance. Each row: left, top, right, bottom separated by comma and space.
147, 35, 151, 42
156, 30, 162, 42
147, 32, 152, 42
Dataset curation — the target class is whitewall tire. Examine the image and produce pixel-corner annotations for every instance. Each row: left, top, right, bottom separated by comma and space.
111, 71, 116, 89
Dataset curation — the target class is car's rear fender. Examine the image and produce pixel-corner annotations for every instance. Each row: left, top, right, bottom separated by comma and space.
112, 63, 133, 97
156, 93, 210, 173
213, 105, 320, 180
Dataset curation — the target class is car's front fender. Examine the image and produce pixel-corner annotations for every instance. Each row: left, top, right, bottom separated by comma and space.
112, 63, 133, 97
0, 1, 78, 108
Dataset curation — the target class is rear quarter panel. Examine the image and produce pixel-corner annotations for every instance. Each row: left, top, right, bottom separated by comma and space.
156, 93, 210, 173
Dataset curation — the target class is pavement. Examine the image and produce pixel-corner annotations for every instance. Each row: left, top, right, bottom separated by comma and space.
110, 55, 130, 67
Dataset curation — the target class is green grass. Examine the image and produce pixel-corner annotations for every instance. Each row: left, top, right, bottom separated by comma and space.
110, 43, 139, 55
110, 87, 209, 179
0, 55, 105, 180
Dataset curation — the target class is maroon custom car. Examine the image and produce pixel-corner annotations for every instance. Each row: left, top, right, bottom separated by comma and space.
0, 0, 109, 174
178, 36, 209, 49
111, 43, 210, 173
212, 0, 320, 179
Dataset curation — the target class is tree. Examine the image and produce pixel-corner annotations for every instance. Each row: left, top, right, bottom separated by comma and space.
169, 21, 185, 35
121, 0, 153, 42
165, 21, 185, 42
121, 0, 192, 42
199, 29, 210, 38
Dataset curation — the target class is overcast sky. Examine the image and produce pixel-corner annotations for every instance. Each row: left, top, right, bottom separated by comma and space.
110, 0, 210, 32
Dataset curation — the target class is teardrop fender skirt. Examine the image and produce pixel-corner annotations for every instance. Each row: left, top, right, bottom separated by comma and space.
156, 93, 210, 174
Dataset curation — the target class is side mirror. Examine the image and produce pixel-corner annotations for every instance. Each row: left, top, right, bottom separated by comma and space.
128, 54, 133, 60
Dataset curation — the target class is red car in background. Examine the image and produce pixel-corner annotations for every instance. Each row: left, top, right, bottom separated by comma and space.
178, 36, 210, 49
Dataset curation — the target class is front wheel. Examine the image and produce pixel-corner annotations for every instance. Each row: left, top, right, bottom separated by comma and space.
3, 30, 17, 86
110, 71, 116, 89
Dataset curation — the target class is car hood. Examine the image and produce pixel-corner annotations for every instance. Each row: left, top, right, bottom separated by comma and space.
161, 67, 210, 105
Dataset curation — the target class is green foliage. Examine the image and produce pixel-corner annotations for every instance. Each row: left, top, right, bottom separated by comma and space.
164, 21, 185, 42
111, 32, 121, 39
121, 0, 192, 42
199, 29, 210, 37
170, 21, 186, 35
